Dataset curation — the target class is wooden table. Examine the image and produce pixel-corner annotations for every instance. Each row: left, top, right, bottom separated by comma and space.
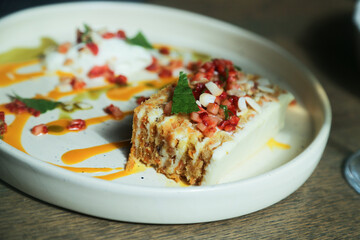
1, 0, 360, 239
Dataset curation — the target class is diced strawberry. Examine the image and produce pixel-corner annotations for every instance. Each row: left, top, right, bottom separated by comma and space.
31, 124, 48, 136
221, 99, 232, 108
86, 42, 99, 55
228, 115, 240, 125
206, 103, 219, 115
102, 32, 116, 39
158, 68, 172, 78
70, 78, 86, 90
159, 46, 170, 55
224, 124, 236, 132
190, 112, 202, 123
168, 59, 183, 70
145, 56, 159, 72
67, 119, 86, 131
202, 114, 219, 128
108, 75, 127, 85
104, 104, 123, 120
196, 122, 207, 132
203, 127, 216, 137
88, 65, 113, 78
116, 30, 126, 39
187, 60, 202, 72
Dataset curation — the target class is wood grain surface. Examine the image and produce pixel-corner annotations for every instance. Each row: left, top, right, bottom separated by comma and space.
1, 0, 360, 239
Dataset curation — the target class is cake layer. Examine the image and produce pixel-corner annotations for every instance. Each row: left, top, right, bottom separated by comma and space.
203, 93, 293, 185
128, 59, 294, 185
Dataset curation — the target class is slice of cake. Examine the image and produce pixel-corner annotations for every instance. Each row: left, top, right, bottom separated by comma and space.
128, 59, 294, 185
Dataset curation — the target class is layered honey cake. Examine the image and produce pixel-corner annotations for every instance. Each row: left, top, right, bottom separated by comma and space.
128, 59, 294, 185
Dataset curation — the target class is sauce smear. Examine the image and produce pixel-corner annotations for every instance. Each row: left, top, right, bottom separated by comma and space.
62, 141, 130, 165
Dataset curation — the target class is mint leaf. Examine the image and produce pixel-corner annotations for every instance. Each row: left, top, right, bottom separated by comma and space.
126, 32, 153, 49
220, 105, 230, 120
14, 95, 60, 113
171, 72, 199, 114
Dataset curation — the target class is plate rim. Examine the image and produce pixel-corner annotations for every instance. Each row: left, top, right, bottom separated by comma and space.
0, 1, 332, 193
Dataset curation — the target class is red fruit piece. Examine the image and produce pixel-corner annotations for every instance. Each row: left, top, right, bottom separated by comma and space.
102, 32, 115, 39
104, 104, 123, 120
67, 119, 86, 131
0, 111, 7, 137
31, 124, 48, 136
86, 42, 99, 55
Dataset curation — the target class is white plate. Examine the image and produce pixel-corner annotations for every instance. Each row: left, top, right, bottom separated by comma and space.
0, 2, 331, 224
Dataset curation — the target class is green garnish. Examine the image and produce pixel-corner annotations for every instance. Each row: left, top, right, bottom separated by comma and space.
220, 105, 230, 120
14, 95, 60, 114
234, 65, 242, 71
126, 32, 153, 49
171, 72, 199, 114
81, 24, 93, 43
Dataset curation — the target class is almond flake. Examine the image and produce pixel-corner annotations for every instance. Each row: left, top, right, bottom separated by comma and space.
205, 81, 223, 96
245, 97, 262, 113
237, 97, 247, 111
258, 85, 275, 93
257, 78, 271, 86
199, 93, 216, 107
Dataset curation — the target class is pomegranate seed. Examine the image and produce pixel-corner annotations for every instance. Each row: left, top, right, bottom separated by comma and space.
104, 104, 123, 120
31, 124, 48, 136
67, 119, 86, 131
86, 42, 99, 55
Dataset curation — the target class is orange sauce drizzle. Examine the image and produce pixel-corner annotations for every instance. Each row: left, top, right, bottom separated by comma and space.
50, 163, 123, 173
46, 85, 112, 100
0, 60, 44, 87
106, 77, 176, 101
267, 138, 291, 150
0, 54, 177, 182
61, 141, 130, 165
46, 111, 132, 135
95, 161, 147, 181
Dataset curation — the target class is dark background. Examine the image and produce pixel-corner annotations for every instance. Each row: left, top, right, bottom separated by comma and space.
0, 0, 144, 18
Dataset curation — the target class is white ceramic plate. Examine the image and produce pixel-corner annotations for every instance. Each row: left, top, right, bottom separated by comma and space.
0, 2, 331, 224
